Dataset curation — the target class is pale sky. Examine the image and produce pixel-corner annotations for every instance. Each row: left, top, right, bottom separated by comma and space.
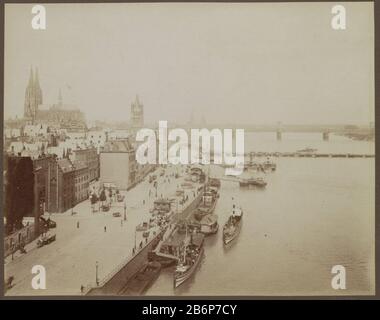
4, 2, 374, 125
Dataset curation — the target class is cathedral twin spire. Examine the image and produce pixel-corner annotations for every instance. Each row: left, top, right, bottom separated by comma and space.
24, 66, 43, 119
27, 66, 41, 89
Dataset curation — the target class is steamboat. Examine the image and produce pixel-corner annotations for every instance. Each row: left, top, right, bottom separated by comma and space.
149, 166, 206, 267
193, 187, 219, 220
173, 231, 205, 288
239, 177, 267, 188
223, 205, 243, 245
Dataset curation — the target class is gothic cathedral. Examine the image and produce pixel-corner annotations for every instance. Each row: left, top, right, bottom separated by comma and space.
24, 67, 43, 120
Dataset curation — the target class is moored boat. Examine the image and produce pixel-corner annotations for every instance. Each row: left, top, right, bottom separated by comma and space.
239, 180, 250, 187
194, 188, 219, 220
239, 177, 267, 188
198, 214, 219, 235
208, 177, 221, 189
249, 177, 267, 187
262, 159, 276, 171
173, 231, 204, 288
119, 261, 161, 295
223, 206, 243, 245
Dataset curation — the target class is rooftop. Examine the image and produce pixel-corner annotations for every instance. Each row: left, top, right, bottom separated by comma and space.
102, 139, 134, 153
57, 158, 75, 173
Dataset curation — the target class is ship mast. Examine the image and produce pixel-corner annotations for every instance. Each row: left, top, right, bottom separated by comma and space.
183, 222, 188, 264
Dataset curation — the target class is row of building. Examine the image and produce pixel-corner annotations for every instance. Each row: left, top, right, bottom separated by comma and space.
4, 67, 150, 231
4, 147, 99, 215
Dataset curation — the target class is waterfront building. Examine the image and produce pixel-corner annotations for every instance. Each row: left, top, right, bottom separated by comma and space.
70, 147, 99, 182
4, 154, 56, 236
33, 154, 56, 216
47, 158, 75, 213
99, 139, 137, 190
73, 160, 89, 205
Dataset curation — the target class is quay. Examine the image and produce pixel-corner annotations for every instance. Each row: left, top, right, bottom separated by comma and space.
4, 165, 189, 296
85, 167, 205, 295
149, 190, 204, 264
85, 228, 165, 295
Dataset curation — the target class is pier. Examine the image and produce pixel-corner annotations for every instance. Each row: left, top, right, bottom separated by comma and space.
85, 228, 164, 295
85, 170, 204, 295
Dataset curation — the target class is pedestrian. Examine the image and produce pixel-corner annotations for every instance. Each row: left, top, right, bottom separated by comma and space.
104, 226, 107, 232
80, 285, 84, 293
143, 199, 145, 205
77, 221, 79, 228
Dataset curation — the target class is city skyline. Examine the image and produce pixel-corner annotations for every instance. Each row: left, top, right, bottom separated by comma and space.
4, 3, 374, 125
3, 2, 375, 298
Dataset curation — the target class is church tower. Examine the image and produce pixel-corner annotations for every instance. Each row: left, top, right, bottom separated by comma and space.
130, 94, 144, 129
34, 67, 43, 107
24, 66, 43, 121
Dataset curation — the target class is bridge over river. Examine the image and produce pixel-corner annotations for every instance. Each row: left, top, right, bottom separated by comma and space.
155, 123, 374, 141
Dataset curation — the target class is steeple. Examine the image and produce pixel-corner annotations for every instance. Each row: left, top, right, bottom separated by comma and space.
28, 66, 34, 87
34, 67, 40, 88
24, 66, 43, 119
130, 94, 144, 129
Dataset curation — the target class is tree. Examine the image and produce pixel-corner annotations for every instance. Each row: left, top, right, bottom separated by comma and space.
90, 193, 98, 204
90, 193, 98, 213
108, 189, 114, 204
99, 189, 106, 206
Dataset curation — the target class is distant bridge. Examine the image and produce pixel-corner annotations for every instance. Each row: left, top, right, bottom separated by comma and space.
146, 123, 373, 141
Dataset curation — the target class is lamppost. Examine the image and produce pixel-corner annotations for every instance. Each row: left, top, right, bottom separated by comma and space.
95, 261, 99, 286
124, 203, 127, 221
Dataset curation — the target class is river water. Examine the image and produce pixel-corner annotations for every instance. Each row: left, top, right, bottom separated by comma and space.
147, 133, 375, 296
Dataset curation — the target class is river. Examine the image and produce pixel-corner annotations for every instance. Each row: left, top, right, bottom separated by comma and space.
146, 133, 375, 296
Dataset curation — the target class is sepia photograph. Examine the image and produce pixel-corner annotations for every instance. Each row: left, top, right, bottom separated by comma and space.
2, 2, 375, 297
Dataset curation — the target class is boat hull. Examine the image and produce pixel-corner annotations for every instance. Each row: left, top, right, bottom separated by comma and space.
119, 261, 161, 295
174, 247, 204, 288
195, 197, 218, 220
201, 222, 219, 235
223, 220, 242, 245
